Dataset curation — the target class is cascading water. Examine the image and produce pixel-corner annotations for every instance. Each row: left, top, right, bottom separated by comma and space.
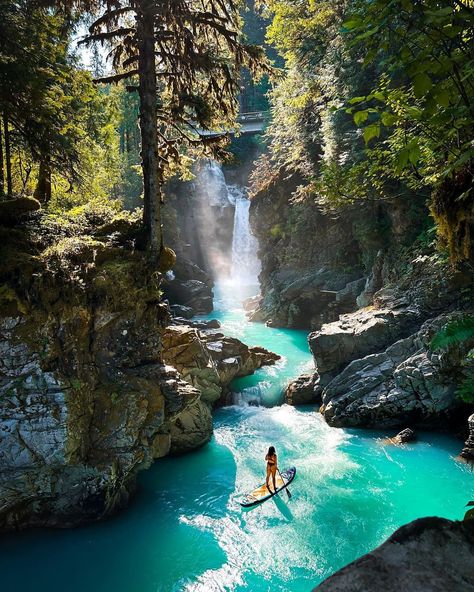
193, 160, 261, 286
228, 185, 261, 285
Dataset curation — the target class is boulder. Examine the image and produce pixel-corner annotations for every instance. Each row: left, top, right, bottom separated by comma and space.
0, 196, 41, 226
170, 399, 213, 455
285, 373, 320, 405
309, 295, 421, 380
172, 317, 221, 330
460, 413, 474, 462
161, 325, 280, 405
161, 325, 222, 404
170, 304, 194, 319
321, 314, 469, 429
391, 427, 417, 444
163, 258, 214, 315
314, 517, 474, 592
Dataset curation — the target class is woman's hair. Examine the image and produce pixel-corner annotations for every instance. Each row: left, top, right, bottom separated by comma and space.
268, 446, 276, 455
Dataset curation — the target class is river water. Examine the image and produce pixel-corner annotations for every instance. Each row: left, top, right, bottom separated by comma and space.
1, 282, 473, 592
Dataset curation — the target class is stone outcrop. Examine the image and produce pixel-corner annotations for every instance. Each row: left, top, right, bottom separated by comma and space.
162, 325, 279, 406
169, 399, 213, 455
0, 221, 278, 531
285, 373, 320, 405
460, 413, 474, 462
163, 258, 214, 315
391, 428, 417, 444
249, 168, 429, 331
314, 517, 474, 592
320, 314, 471, 429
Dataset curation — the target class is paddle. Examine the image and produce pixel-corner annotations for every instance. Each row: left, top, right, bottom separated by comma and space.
277, 468, 292, 500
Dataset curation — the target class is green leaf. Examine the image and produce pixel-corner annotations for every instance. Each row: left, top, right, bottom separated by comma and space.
435, 88, 450, 108
348, 96, 366, 105
354, 110, 369, 125
341, 18, 362, 30
396, 148, 410, 170
381, 112, 396, 126
413, 73, 432, 98
356, 27, 379, 41
408, 143, 421, 165
363, 124, 380, 144
431, 316, 474, 350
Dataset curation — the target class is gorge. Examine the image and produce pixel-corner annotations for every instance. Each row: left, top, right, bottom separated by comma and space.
1, 1, 474, 591
1, 159, 473, 592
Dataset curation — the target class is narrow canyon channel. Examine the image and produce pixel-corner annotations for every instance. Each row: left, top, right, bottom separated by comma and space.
1, 165, 472, 592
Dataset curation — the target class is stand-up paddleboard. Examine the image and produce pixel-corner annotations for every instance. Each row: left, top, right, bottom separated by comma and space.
239, 467, 296, 507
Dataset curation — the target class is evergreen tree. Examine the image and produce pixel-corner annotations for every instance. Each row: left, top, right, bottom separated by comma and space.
75, 0, 268, 260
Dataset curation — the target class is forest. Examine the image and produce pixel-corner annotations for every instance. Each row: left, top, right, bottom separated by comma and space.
0, 1, 473, 592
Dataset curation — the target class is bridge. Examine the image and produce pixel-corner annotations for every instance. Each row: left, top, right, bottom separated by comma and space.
198, 111, 269, 137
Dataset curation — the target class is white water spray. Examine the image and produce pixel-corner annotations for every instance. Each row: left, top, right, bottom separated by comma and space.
228, 185, 261, 285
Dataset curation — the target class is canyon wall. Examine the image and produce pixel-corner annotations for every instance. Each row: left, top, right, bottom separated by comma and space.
0, 216, 276, 531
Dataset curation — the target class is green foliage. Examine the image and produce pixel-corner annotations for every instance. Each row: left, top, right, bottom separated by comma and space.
257, 0, 473, 262
431, 316, 474, 351
340, 0, 474, 260
465, 501, 474, 521
431, 315, 474, 403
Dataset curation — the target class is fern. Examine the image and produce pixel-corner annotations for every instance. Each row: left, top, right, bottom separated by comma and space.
430, 316, 474, 350
431, 316, 474, 404
457, 372, 474, 403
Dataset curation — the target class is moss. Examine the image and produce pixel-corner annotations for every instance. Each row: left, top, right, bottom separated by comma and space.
431, 168, 474, 264
158, 246, 176, 272
42, 236, 107, 266
0, 196, 41, 226
0, 285, 28, 317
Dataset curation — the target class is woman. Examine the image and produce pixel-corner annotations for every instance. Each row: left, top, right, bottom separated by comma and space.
265, 445, 278, 493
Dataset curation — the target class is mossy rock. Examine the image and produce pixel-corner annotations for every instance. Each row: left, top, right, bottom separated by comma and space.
159, 247, 177, 273
0, 197, 41, 226
94, 217, 142, 243
0, 284, 28, 317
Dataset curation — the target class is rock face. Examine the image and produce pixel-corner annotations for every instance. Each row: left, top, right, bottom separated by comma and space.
460, 413, 474, 462
0, 222, 278, 531
163, 258, 214, 315
249, 168, 428, 330
285, 373, 320, 405
391, 428, 417, 444
314, 517, 474, 592
162, 325, 279, 406
320, 314, 470, 429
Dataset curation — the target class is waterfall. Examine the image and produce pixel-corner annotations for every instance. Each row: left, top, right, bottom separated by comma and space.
198, 160, 230, 207
228, 185, 261, 285
189, 159, 261, 285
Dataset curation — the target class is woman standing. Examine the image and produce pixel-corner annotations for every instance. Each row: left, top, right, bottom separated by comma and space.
265, 446, 278, 493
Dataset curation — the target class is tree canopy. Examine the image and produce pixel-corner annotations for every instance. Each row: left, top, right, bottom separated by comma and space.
255, 0, 474, 262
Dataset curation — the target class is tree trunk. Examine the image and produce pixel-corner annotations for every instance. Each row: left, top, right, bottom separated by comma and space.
0, 117, 4, 196
34, 158, 52, 203
3, 111, 12, 197
137, 1, 162, 260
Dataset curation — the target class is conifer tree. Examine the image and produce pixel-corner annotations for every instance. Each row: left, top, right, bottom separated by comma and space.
76, 0, 267, 260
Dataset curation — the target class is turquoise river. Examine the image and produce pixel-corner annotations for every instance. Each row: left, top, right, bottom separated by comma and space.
1, 282, 473, 592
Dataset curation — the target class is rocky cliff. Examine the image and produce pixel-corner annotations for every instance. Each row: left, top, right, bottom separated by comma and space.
314, 517, 474, 592
249, 168, 428, 330
253, 168, 473, 441
0, 216, 277, 531
283, 254, 474, 430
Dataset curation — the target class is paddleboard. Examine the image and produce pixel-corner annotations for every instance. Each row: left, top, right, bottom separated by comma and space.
239, 467, 296, 507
